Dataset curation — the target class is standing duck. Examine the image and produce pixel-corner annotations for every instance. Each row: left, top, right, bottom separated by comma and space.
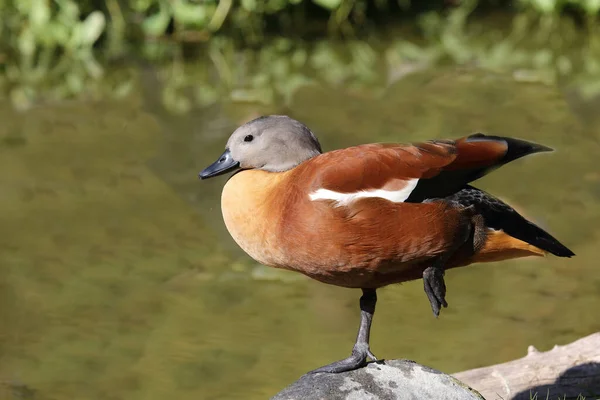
199, 115, 574, 374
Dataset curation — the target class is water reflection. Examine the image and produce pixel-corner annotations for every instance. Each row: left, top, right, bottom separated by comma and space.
1, 58, 599, 400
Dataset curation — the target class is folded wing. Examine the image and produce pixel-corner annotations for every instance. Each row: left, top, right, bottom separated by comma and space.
306, 133, 552, 206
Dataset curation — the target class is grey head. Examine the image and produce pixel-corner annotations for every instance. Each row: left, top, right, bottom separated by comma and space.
199, 115, 323, 179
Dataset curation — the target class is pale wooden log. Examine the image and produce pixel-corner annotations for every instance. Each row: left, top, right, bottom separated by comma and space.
453, 332, 600, 400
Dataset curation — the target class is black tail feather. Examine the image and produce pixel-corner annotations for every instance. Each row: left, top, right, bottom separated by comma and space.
447, 185, 575, 258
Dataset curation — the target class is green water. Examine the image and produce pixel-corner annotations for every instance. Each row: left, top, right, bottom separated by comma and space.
1, 61, 599, 400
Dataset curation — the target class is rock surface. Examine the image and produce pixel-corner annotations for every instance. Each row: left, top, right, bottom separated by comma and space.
272, 359, 485, 400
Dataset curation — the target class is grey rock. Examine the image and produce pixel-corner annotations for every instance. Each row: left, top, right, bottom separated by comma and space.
272, 359, 485, 400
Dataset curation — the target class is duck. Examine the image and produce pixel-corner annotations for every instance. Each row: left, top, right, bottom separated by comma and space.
199, 115, 574, 374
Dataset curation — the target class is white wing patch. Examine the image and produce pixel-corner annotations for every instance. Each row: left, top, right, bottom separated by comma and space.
309, 178, 419, 207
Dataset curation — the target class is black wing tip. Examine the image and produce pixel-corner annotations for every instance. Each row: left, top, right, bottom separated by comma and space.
525, 141, 554, 154
466, 132, 554, 158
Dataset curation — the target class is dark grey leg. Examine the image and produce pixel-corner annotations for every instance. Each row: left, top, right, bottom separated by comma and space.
422, 210, 475, 317
423, 262, 448, 317
307, 288, 378, 374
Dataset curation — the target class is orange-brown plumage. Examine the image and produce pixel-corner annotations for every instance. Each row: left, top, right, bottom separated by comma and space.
309, 142, 457, 193
200, 115, 574, 374
447, 135, 507, 170
219, 137, 565, 289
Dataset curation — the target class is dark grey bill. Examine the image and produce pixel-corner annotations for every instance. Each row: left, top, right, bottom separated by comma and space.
199, 148, 240, 180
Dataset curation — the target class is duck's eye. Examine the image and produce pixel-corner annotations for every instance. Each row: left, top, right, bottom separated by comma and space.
244, 135, 254, 142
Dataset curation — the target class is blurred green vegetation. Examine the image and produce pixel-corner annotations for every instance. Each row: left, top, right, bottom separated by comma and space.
0, 0, 599, 111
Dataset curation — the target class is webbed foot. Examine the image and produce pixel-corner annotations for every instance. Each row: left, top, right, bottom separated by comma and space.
423, 265, 448, 317
307, 342, 378, 374
307, 288, 378, 374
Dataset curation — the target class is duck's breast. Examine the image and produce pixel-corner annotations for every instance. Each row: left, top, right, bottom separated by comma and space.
220, 169, 291, 268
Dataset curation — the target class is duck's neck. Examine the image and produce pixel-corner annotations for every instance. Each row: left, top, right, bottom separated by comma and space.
220, 169, 292, 267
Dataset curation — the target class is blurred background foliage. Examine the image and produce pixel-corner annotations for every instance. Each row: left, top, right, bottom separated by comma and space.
0, 0, 599, 112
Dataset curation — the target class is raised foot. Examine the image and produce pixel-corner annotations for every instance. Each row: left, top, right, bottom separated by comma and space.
423, 265, 448, 317
307, 343, 378, 374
